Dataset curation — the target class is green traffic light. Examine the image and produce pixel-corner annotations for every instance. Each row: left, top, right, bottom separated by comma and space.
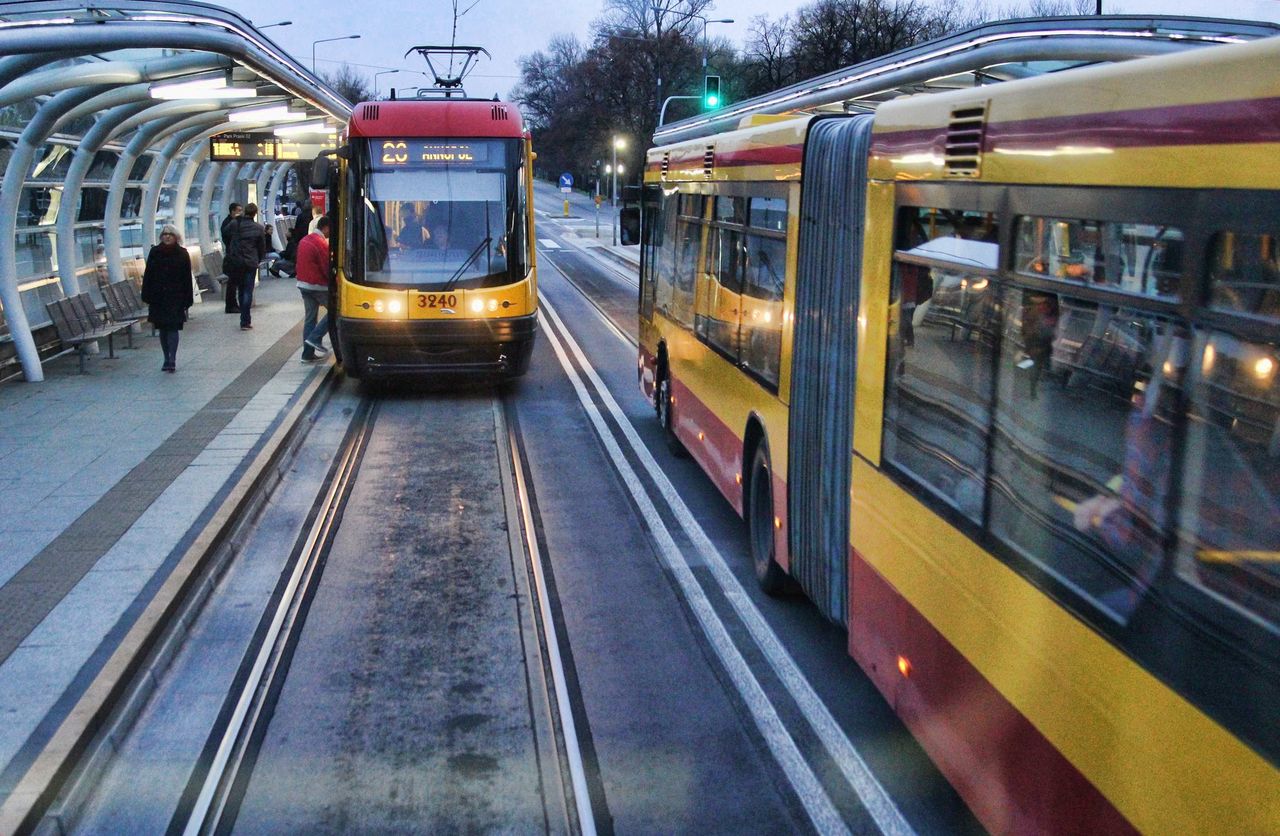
706, 93, 720, 108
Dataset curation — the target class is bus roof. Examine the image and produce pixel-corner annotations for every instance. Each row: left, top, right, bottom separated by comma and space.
347, 99, 525, 139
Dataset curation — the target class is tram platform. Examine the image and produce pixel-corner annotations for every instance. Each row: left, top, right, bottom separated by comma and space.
0, 274, 327, 809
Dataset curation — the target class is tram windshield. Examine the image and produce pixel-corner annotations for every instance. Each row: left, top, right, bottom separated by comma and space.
359, 138, 527, 289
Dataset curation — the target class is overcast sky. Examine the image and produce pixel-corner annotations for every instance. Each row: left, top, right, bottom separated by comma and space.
210, 0, 1280, 100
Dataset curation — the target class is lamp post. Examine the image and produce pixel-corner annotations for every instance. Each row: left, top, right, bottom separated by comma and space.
258, 20, 292, 29
311, 34, 361, 74
374, 69, 400, 98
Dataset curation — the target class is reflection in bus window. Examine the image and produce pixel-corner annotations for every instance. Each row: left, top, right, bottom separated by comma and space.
748, 196, 786, 232
883, 206, 999, 522
1015, 216, 1183, 298
1208, 231, 1280, 319
669, 194, 703, 328
651, 192, 675, 315
698, 225, 745, 357
991, 290, 1180, 622
1178, 330, 1280, 628
740, 234, 786, 386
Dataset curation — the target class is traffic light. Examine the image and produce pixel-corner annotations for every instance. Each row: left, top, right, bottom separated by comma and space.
703, 75, 722, 110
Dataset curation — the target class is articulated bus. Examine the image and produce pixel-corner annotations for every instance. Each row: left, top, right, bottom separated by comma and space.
639, 35, 1280, 832
314, 97, 536, 378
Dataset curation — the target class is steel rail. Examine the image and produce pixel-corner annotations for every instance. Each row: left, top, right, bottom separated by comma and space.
181, 398, 377, 835
498, 394, 599, 836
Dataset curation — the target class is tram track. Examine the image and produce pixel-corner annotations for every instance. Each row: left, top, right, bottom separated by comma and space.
158, 382, 597, 835
175, 397, 378, 834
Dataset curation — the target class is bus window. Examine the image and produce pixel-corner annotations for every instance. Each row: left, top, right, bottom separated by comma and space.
883, 206, 999, 523
716, 195, 746, 225
647, 190, 673, 317
1015, 216, 1184, 298
1208, 231, 1280, 319
669, 194, 702, 328
697, 224, 745, 357
990, 287, 1180, 623
748, 196, 786, 233
1177, 329, 1280, 630
740, 232, 786, 387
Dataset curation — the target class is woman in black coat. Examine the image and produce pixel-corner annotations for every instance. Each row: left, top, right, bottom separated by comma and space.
140, 224, 195, 372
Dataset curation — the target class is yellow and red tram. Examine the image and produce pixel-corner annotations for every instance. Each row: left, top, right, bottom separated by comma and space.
640, 34, 1280, 833
318, 97, 537, 378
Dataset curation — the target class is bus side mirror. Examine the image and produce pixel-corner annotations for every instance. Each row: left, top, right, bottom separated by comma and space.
312, 155, 332, 189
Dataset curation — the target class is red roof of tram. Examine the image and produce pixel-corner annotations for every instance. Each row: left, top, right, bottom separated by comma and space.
347, 99, 525, 139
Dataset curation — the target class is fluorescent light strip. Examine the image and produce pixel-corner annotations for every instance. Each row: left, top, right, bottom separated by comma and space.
274, 119, 336, 135
229, 105, 307, 122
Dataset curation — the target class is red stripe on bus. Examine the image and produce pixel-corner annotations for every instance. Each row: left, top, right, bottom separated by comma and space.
871, 95, 1280, 158
849, 551, 1138, 836
671, 376, 744, 514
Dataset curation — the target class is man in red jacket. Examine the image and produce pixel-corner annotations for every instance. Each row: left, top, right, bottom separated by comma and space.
297, 215, 332, 362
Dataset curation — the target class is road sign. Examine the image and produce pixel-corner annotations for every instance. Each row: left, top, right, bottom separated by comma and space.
559, 171, 574, 193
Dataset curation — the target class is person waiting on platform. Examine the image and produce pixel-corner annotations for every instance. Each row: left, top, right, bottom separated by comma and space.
225, 203, 266, 330
141, 224, 194, 373
297, 215, 333, 362
220, 202, 243, 313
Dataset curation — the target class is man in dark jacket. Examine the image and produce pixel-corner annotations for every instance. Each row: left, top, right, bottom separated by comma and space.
226, 203, 266, 330
220, 202, 243, 313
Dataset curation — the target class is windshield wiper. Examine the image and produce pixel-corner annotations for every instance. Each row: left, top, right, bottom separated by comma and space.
443, 237, 492, 292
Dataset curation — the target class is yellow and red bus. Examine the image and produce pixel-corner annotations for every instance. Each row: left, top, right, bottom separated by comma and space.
315, 96, 537, 378
639, 34, 1280, 833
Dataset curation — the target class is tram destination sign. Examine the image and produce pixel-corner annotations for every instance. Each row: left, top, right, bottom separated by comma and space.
210, 132, 277, 161
375, 140, 493, 168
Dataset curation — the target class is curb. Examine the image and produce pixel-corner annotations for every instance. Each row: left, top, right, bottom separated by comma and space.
0, 362, 336, 835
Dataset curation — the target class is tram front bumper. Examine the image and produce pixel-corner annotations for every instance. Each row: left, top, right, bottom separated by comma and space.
339, 313, 537, 376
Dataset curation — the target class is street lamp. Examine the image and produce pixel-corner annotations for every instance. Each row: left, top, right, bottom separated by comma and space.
311, 34, 361, 74
374, 69, 400, 98
653, 7, 733, 68
611, 136, 626, 208
258, 20, 292, 29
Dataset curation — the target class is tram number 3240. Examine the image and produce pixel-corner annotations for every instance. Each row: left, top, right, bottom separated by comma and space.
417, 293, 459, 309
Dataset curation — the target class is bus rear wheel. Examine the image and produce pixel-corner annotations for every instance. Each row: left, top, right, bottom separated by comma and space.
748, 445, 787, 595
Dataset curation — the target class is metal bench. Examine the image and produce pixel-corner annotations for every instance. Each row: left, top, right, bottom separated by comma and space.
103, 280, 147, 348
196, 250, 228, 296
44, 293, 132, 373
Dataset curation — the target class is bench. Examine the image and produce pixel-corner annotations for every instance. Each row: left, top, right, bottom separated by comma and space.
44, 293, 133, 373
196, 250, 227, 296
102, 280, 148, 348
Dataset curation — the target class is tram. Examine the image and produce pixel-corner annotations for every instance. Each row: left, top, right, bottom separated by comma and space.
313, 50, 536, 379
639, 32, 1280, 833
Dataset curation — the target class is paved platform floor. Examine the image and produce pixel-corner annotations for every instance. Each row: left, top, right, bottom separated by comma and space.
0, 276, 326, 803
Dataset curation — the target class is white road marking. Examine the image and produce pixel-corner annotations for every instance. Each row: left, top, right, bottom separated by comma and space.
540, 295, 915, 836
538, 238, 562, 250
539, 299, 849, 835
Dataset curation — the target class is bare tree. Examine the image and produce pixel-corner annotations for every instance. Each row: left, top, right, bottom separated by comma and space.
743, 14, 796, 94
320, 63, 374, 104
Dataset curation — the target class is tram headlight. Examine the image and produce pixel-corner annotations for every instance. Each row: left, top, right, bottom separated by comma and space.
373, 300, 385, 313
470, 299, 484, 313
389, 299, 403, 314
488, 299, 498, 312
1255, 356, 1275, 381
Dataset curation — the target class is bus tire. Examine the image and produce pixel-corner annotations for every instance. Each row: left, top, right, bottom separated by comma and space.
748, 444, 787, 595
656, 369, 688, 457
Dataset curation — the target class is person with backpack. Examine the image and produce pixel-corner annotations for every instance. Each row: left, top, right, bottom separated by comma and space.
226, 202, 266, 330
220, 202, 243, 313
